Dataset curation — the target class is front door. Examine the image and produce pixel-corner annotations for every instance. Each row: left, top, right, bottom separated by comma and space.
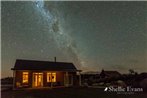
33, 73, 43, 87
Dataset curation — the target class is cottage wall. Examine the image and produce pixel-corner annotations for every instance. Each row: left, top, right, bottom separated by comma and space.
14, 70, 79, 89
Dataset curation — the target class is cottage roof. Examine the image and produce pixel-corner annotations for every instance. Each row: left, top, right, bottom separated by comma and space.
11, 59, 80, 72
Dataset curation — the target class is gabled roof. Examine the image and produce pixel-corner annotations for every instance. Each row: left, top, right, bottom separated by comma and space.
103, 71, 121, 77
104, 71, 121, 75
11, 59, 79, 72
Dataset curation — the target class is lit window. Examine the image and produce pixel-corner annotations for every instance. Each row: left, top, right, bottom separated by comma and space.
47, 72, 56, 82
22, 72, 28, 83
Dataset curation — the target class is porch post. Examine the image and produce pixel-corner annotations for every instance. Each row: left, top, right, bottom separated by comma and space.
79, 71, 81, 86
13, 70, 15, 90
65, 72, 69, 87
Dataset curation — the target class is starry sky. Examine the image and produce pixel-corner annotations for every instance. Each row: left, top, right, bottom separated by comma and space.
1, 1, 147, 78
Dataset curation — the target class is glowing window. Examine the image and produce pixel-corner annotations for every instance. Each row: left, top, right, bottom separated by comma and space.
47, 72, 56, 82
22, 72, 28, 83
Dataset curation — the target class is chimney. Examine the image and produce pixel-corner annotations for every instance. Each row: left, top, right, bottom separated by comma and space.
54, 57, 56, 62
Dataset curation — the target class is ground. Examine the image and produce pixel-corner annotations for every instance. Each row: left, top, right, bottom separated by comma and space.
1, 87, 147, 98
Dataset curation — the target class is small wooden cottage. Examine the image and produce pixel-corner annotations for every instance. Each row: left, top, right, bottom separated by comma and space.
11, 59, 81, 89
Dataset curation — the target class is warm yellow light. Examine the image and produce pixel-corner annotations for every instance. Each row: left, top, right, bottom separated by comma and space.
33, 73, 43, 87
47, 72, 56, 82
22, 72, 29, 83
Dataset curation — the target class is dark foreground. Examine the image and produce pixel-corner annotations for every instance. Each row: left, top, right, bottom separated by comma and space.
1, 87, 147, 98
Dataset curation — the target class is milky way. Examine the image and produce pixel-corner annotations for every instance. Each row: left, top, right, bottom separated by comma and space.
33, 0, 82, 68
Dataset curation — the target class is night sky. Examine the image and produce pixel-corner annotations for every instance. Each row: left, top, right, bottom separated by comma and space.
1, 1, 147, 78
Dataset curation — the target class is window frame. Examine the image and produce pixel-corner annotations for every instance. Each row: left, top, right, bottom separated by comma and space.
47, 72, 56, 82
22, 72, 29, 83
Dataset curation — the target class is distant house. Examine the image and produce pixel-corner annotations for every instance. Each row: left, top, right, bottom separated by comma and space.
11, 59, 81, 89
100, 70, 121, 78
81, 71, 100, 80
81, 71, 100, 85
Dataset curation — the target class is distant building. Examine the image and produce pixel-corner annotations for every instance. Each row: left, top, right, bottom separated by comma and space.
11, 59, 81, 89
80, 71, 100, 85
100, 69, 121, 78
1, 77, 13, 84
81, 71, 100, 80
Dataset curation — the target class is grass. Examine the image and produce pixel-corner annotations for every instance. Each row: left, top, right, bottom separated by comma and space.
1, 87, 147, 98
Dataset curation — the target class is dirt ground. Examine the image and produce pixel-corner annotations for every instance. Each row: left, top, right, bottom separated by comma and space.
1, 87, 147, 98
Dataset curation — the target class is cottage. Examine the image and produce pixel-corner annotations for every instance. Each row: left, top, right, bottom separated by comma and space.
11, 59, 81, 89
